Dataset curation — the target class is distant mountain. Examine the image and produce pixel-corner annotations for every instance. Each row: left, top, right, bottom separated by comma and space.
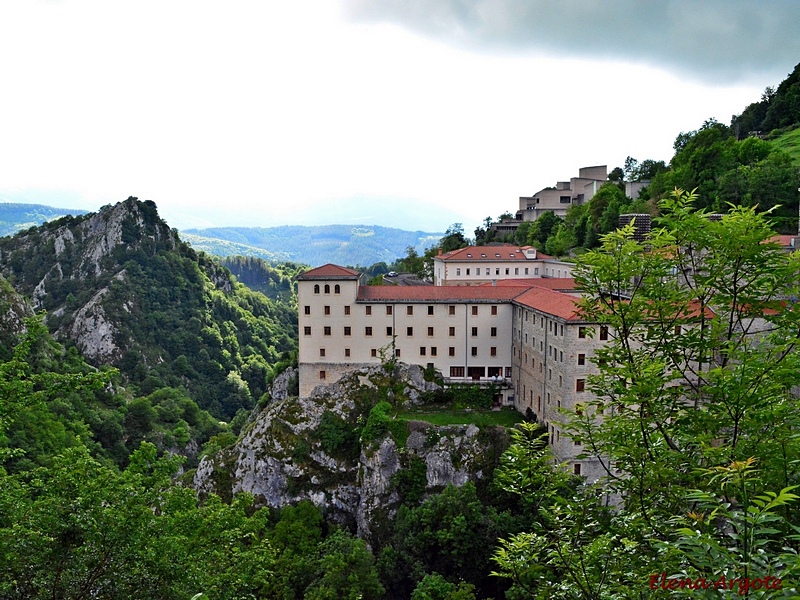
182, 224, 444, 267
0, 202, 88, 237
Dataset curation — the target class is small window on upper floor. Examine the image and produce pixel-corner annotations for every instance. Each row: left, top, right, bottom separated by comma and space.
427, 305, 434, 316
324, 284, 330, 294
334, 284, 340, 294
314, 284, 320, 294
491, 305, 497, 315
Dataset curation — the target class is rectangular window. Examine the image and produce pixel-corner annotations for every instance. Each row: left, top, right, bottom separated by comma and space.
475, 268, 480, 275
427, 326, 434, 336
505, 367, 512, 377
600, 326, 609, 341
514, 267, 519, 275
456, 268, 461, 276
490, 327, 497, 337
407, 305, 413, 316
395, 348, 401, 357
319, 370, 326, 380
323, 326, 331, 336
449, 305, 456, 316
407, 326, 414, 336
577, 353, 586, 365
427, 305, 434, 315
471, 306, 478, 316
491, 305, 497, 315
495, 268, 500, 275
534, 267, 539, 275
324, 305, 331, 315
344, 348, 350, 358
344, 305, 351, 316
366, 305, 372, 316
490, 347, 497, 357
304, 305, 311, 315
449, 327, 455, 337
573, 463, 582, 476
365, 326, 373, 336
466, 268, 470, 275
344, 326, 351, 336
505, 268, 509, 275
450, 366, 465, 377
304, 326, 311, 335
576, 379, 585, 392
431, 347, 437, 356
386, 327, 393, 336
319, 348, 326, 357
420, 347, 426, 356
524, 267, 529, 275
386, 306, 393, 315
471, 346, 478, 357
449, 347, 455, 357
578, 326, 587, 339
371, 348, 377, 357
471, 326, 478, 337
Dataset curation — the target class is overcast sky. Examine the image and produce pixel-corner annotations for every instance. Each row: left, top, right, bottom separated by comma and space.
1, 1, 798, 233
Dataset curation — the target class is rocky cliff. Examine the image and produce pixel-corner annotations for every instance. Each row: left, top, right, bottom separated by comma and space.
0, 273, 34, 358
0, 197, 297, 418
193, 364, 511, 541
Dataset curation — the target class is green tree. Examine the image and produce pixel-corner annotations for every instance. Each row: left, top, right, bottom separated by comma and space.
493, 190, 800, 597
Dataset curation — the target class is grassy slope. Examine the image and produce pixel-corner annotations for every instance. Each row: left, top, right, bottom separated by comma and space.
771, 126, 800, 165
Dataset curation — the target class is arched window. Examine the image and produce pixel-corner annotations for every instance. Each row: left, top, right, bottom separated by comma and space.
324, 284, 330, 294
334, 284, 340, 294
314, 284, 320, 294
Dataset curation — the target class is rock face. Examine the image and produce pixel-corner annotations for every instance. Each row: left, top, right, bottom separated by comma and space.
192, 364, 510, 540
0, 198, 178, 363
0, 273, 34, 350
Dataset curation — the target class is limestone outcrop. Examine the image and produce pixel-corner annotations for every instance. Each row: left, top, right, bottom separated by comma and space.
192, 364, 511, 540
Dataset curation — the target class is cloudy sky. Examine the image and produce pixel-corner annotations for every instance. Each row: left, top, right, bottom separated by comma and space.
1, 1, 798, 233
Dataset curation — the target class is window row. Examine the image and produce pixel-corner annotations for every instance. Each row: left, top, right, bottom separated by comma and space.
448, 366, 512, 378
313, 284, 341, 294
304, 304, 501, 316
304, 325, 499, 337
454, 267, 537, 276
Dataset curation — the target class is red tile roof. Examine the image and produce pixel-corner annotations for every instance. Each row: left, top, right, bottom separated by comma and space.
357, 285, 524, 302
436, 245, 553, 262
298, 264, 361, 279
482, 278, 578, 291
768, 235, 797, 249
513, 286, 585, 321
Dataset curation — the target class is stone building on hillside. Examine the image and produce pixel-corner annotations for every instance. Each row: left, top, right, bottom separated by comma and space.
517, 165, 608, 222
432, 244, 576, 286
297, 263, 606, 481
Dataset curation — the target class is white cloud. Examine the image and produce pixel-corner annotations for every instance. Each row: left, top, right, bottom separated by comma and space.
0, 0, 786, 232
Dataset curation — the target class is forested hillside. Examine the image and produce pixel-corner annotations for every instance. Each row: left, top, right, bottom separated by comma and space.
0, 198, 297, 420
216, 255, 305, 303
